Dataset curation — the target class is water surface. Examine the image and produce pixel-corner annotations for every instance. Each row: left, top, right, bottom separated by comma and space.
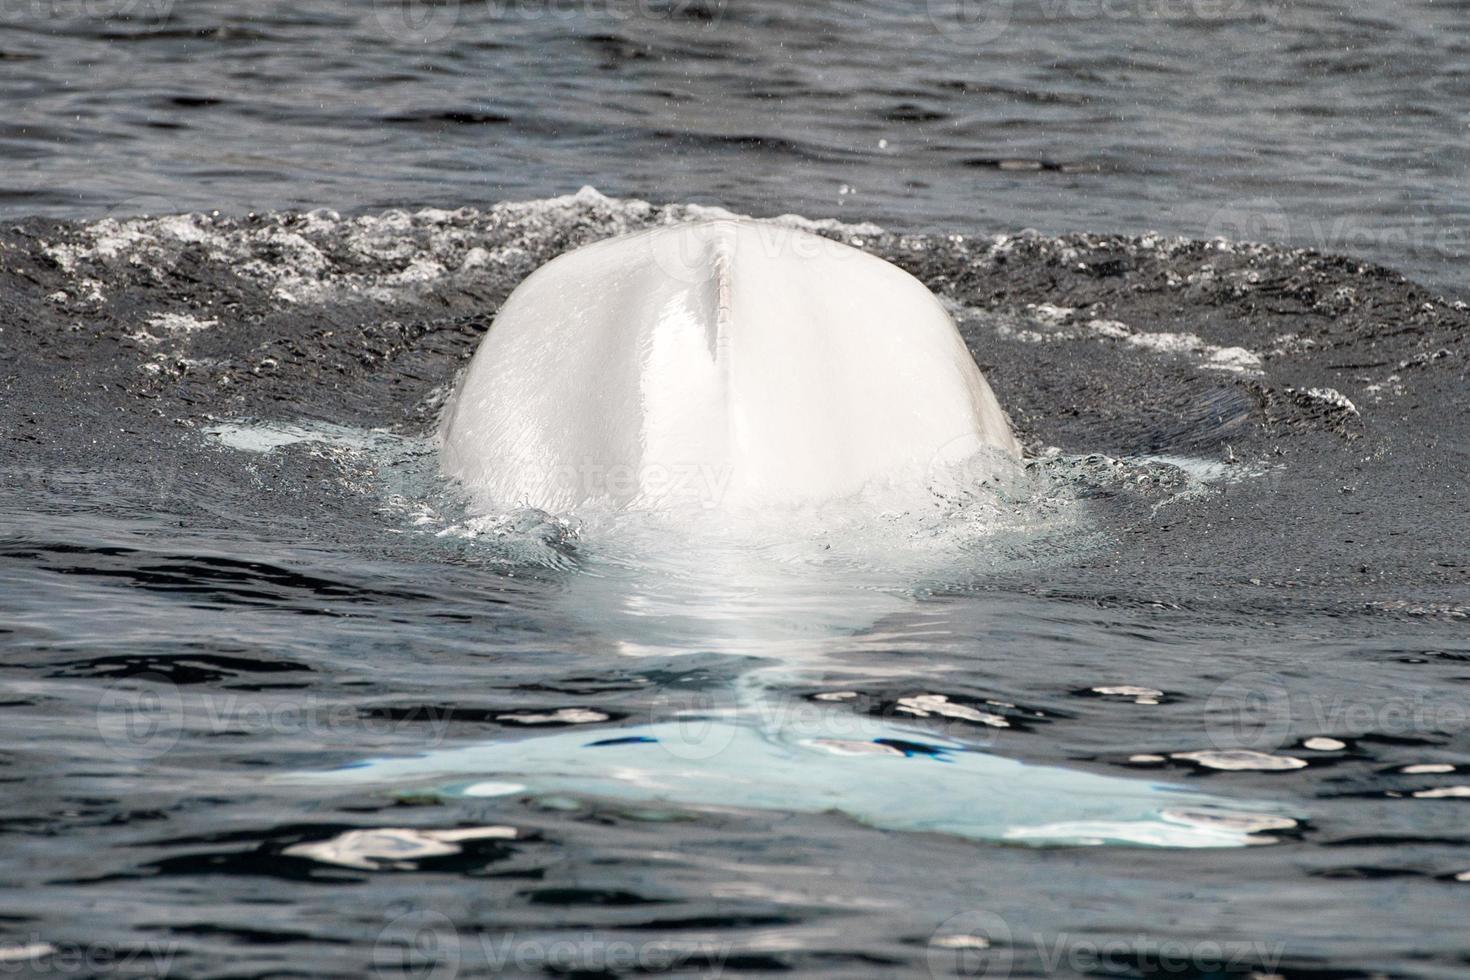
1, 2, 1469, 976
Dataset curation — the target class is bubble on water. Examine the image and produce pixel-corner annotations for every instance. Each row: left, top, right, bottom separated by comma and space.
1091, 685, 1165, 705
496, 708, 610, 726
932, 934, 990, 950
1302, 736, 1346, 751
1171, 749, 1307, 771
283, 826, 516, 870
1411, 786, 1470, 799
460, 781, 525, 798
894, 693, 1009, 728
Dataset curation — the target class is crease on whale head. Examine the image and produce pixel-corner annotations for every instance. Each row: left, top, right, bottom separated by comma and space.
440, 218, 1021, 514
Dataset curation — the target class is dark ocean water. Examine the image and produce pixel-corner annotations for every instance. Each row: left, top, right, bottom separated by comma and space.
2, 2, 1469, 979
2, 0, 1468, 291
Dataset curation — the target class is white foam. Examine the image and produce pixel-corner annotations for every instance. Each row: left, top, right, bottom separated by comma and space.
203, 420, 395, 454
282, 825, 516, 870
1086, 318, 1132, 339
496, 708, 609, 725
1107, 324, 1265, 375
47, 187, 890, 308
954, 305, 1266, 376
1301, 387, 1359, 415
150, 312, 216, 334
1137, 454, 1237, 483
1092, 685, 1164, 704
895, 694, 1009, 728
131, 311, 218, 346
1031, 303, 1076, 324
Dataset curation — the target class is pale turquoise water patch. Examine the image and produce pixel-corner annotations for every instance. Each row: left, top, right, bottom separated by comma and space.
289, 711, 1299, 849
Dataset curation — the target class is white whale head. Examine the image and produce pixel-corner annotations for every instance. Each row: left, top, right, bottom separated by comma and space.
440, 219, 1020, 513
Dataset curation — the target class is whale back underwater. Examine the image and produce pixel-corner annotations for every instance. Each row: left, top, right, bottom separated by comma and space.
3, 192, 1469, 975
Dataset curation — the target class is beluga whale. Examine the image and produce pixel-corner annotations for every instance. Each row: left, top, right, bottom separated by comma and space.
288, 218, 1311, 851
440, 219, 1020, 514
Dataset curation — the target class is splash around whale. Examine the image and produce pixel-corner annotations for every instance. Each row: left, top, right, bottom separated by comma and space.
440, 218, 1020, 514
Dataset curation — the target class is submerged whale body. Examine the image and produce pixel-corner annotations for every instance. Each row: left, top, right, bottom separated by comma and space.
292, 713, 1299, 849
441, 219, 1019, 512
